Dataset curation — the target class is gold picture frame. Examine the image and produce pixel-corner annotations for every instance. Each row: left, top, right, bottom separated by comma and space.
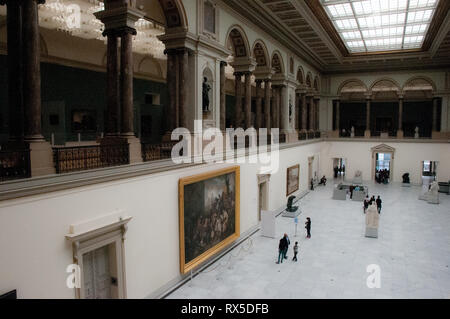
286, 164, 300, 196
179, 166, 240, 275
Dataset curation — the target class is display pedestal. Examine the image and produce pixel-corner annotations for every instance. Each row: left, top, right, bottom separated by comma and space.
365, 204, 379, 238
261, 210, 276, 238
282, 208, 301, 218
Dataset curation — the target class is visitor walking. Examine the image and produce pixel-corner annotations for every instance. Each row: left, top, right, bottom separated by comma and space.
363, 196, 369, 214
292, 242, 299, 262
284, 234, 291, 259
310, 178, 314, 191
376, 196, 382, 214
276, 234, 288, 264
305, 217, 311, 238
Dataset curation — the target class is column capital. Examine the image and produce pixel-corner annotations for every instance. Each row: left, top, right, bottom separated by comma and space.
94, 5, 144, 35
220, 61, 228, 68
364, 93, 372, 100
398, 93, 404, 100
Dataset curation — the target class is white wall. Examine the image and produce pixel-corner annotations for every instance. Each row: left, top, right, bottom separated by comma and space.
320, 141, 450, 185
0, 141, 322, 299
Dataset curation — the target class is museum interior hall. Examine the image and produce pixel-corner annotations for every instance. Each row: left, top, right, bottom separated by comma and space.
0, 0, 449, 299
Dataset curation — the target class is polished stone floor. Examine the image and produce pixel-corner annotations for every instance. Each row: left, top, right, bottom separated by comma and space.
167, 181, 450, 299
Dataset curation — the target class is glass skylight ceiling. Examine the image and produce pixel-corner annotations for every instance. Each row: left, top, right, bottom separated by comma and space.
320, 0, 440, 53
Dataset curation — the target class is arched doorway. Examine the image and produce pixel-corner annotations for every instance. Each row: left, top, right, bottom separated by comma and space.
371, 144, 395, 183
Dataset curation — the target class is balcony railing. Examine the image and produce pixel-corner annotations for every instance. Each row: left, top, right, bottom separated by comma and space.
0, 148, 31, 182
53, 143, 129, 174
142, 142, 176, 162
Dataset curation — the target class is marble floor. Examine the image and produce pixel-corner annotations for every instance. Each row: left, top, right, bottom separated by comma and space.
166, 181, 450, 299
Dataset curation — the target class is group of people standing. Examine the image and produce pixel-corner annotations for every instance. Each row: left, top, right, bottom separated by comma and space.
333, 165, 346, 178
375, 169, 390, 184
363, 195, 382, 214
276, 218, 311, 264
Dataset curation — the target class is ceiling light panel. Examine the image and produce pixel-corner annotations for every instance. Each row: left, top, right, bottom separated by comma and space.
320, 0, 440, 53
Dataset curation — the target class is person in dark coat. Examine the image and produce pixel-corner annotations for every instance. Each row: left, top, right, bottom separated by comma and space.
310, 178, 314, 191
363, 196, 369, 214
284, 234, 290, 259
305, 218, 311, 238
376, 196, 382, 214
276, 234, 288, 264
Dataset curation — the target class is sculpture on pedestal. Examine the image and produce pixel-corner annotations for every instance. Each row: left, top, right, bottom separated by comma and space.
428, 181, 440, 204
402, 173, 410, 184
282, 195, 301, 218
419, 180, 440, 204
354, 170, 363, 184
202, 77, 211, 112
286, 196, 298, 212
365, 203, 379, 238
351, 126, 355, 138
414, 126, 419, 139
402, 173, 411, 187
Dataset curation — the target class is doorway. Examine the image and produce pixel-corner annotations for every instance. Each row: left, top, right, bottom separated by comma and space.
257, 174, 270, 222
82, 243, 118, 299
332, 158, 346, 179
375, 153, 391, 184
371, 144, 395, 183
421, 161, 438, 186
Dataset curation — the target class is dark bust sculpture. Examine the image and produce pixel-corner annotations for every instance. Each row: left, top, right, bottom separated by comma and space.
286, 195, 298, 212
402, 173, 410, 184
202, 77, 211, 112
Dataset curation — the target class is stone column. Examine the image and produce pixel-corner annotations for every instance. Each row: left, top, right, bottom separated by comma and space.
244, 72, 252, 129
432, 97, 438, 132
295, 93, 300, 131
301, 93, 307, 132
264, 79, 271, 129
308, 95, 314, 131
271, 86, 279, 129
314, 97, 320, 131
220, 61, 227, 131
105, 31, 120, 135
397, 95, 404, 138
335, 99, 340, 132
234, 72, 243, 128
280, 86, 288, 131
22, 0, 54, 176
166, 49, 177, 132
5, 0, 24, 142
120, 30, 135, 136
365, 96, 371, 138
178, 48, 189, 129
255, 80, 263, 130
23, 0, 44, 141
119, 28, 143, 163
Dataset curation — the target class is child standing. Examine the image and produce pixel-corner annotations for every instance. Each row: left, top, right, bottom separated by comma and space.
292, 242, 299, 262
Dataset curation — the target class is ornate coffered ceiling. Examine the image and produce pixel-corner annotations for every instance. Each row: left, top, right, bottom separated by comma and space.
224, 0, 450, 74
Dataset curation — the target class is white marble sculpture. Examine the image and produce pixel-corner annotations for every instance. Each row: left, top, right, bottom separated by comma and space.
428, 181, 439, 204
353, 170, 363, 184
365, 203, 379, 238
419, 181, 440, 204
351, 126, 355, 138
414, 126, 419, 139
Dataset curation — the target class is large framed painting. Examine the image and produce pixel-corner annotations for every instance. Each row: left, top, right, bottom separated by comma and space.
286, 164, 300, 196
179, 166, 240, 274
